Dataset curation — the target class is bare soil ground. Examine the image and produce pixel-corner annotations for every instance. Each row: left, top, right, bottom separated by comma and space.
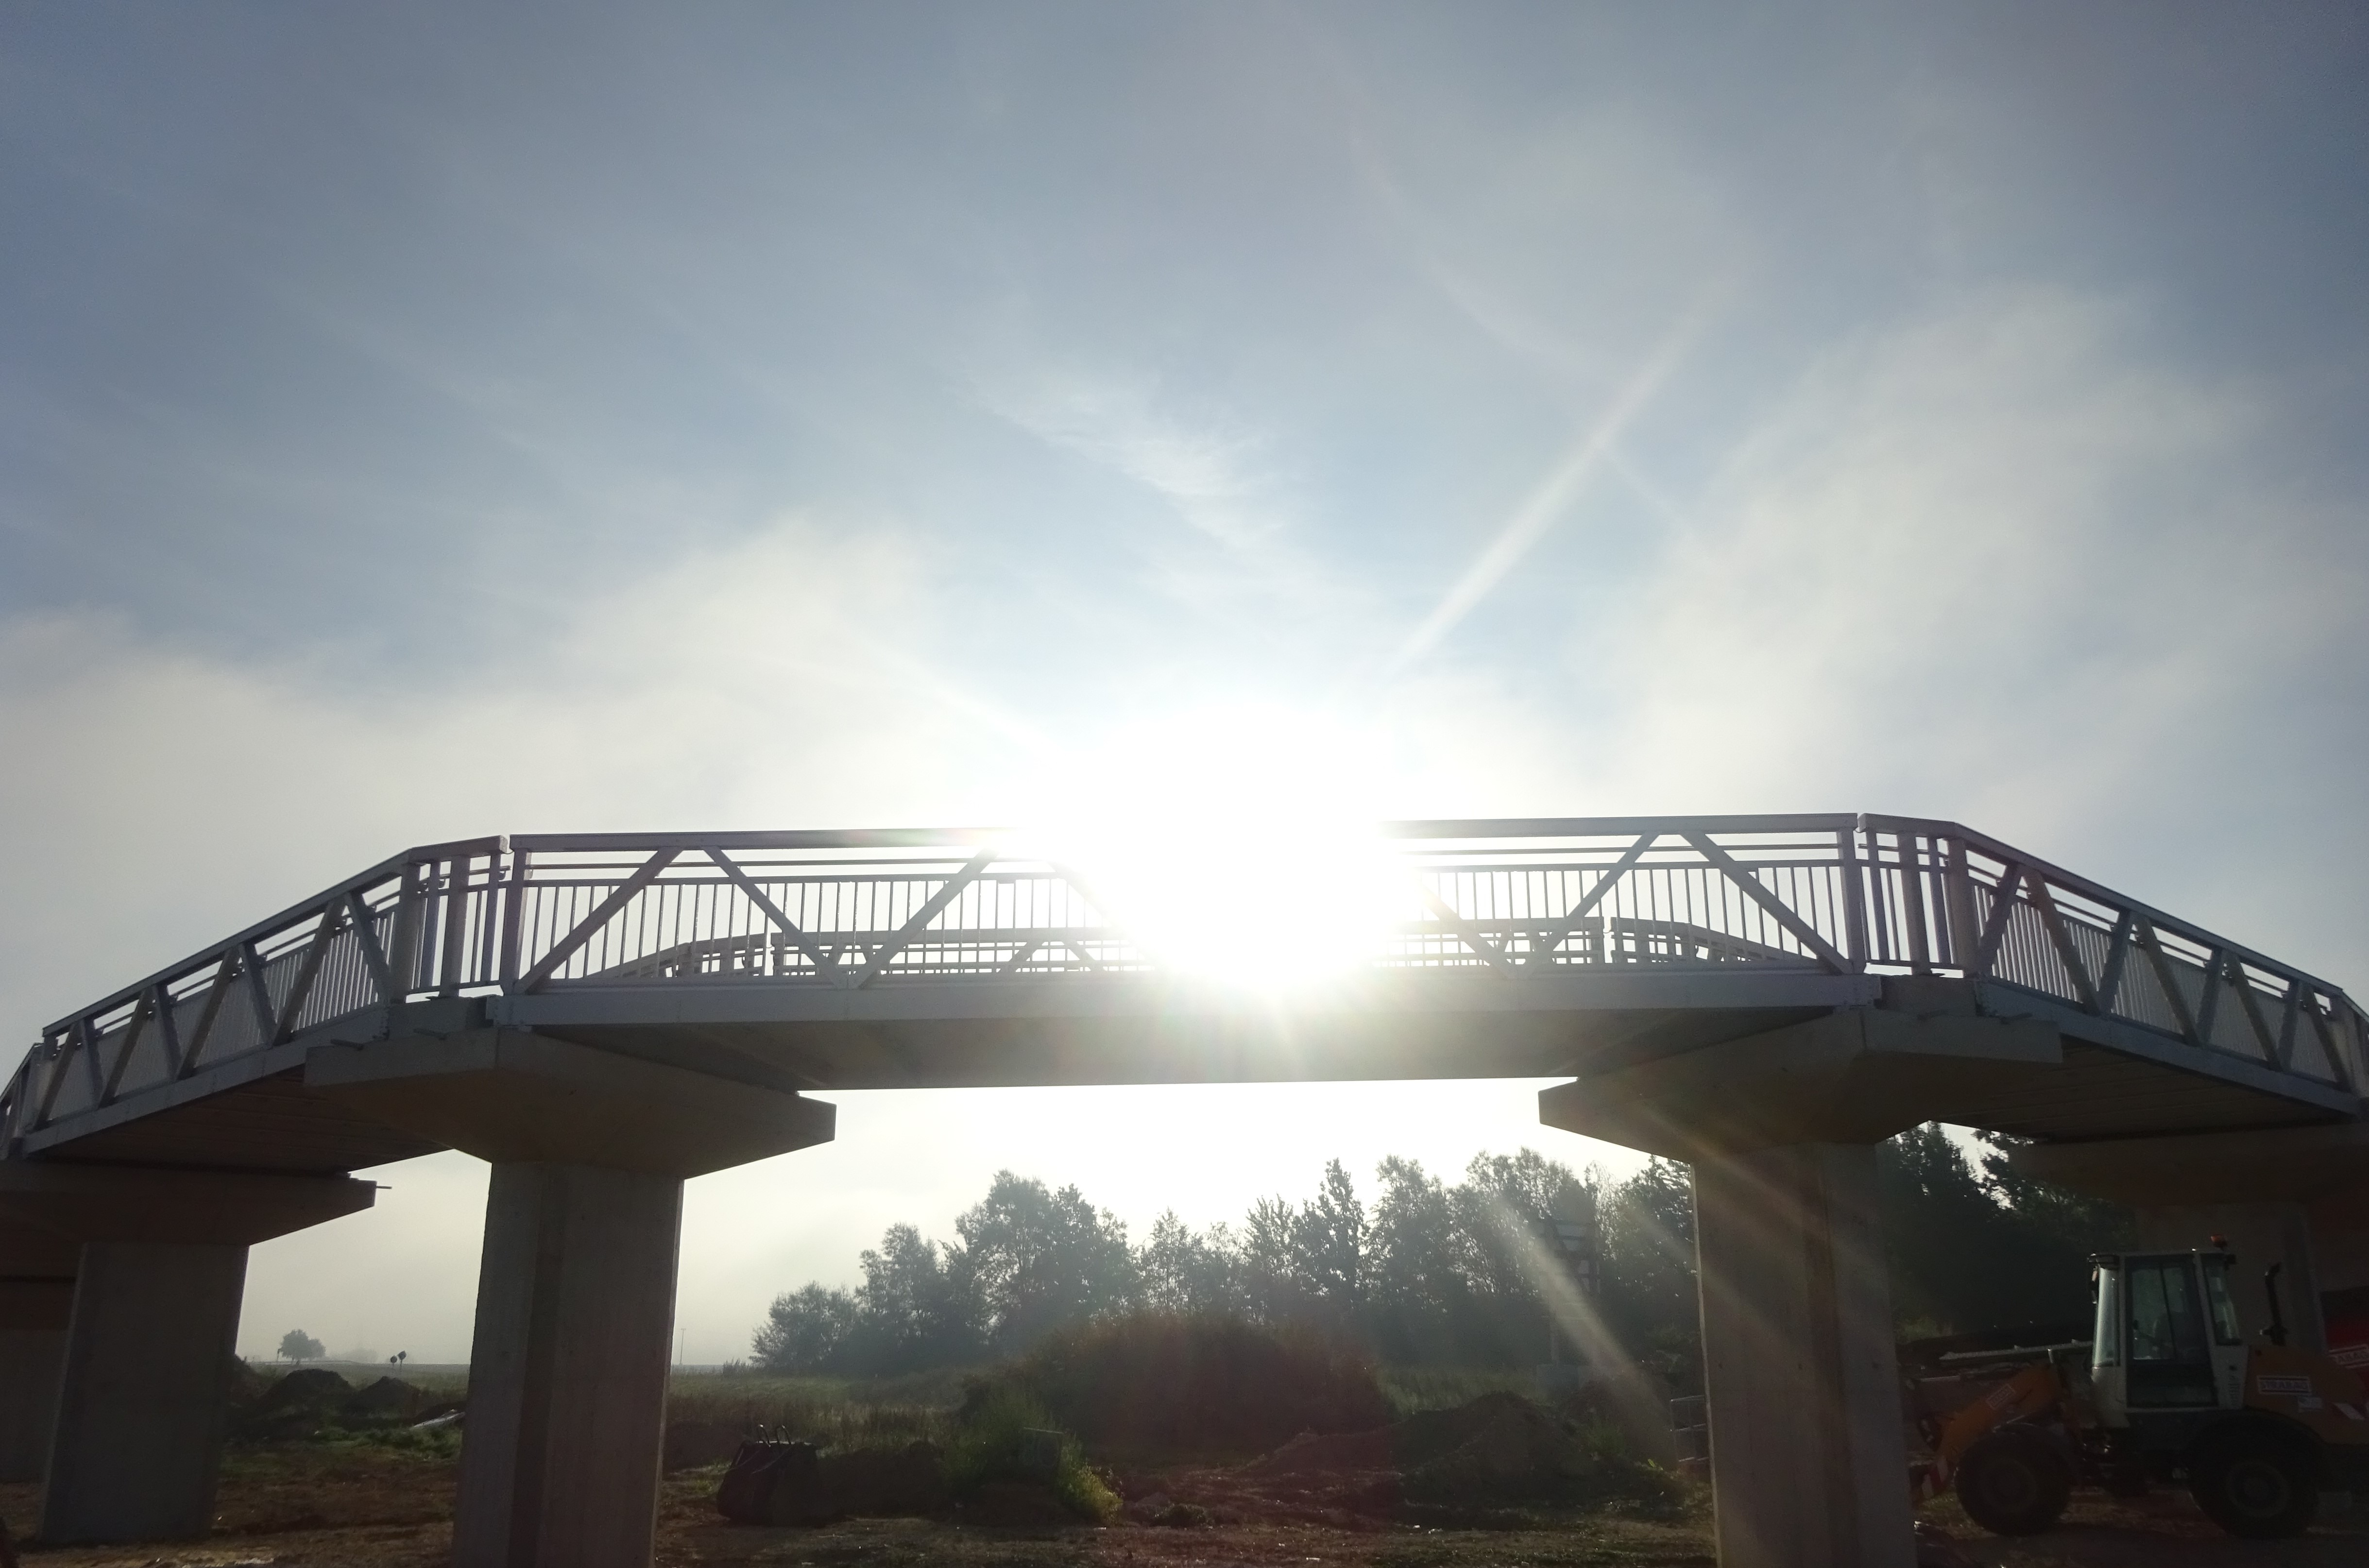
2, 1456, 2362, 1566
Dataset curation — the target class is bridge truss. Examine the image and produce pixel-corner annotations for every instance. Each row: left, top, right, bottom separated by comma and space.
6, 813, 2363, 1160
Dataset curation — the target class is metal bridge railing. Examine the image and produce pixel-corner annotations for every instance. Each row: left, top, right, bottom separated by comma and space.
5, 815, 2363, 1154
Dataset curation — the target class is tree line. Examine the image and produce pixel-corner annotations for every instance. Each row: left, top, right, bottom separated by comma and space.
753, 1125, 2129, 1385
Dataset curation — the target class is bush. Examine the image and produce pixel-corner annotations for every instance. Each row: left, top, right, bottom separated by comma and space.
979, 1310, 1391, 1459
943, 1383, 1118, 1522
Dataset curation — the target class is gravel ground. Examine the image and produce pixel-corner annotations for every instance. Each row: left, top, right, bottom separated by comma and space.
2, 1455, 2363, 1567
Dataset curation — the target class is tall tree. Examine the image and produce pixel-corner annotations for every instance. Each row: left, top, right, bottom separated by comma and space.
1140, 1210, 1238, 1312
955, 1172, 1138, 1353
752, 1283, 858, 1372
1365, 1156, 1466, 1362
1288, 1159, 1366, 1327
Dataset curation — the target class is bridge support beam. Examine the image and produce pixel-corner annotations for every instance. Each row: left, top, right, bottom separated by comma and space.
42, 1241, 248, 1543
1539, 1008, 2057, 1568
454, 1163, 683, 1568
1692, 1143, 1915, 1568
307, 1029, 836, 1568
0, 1162, 376, 1543
0, 1285, 71, 1483
0, 1218, 79, 1484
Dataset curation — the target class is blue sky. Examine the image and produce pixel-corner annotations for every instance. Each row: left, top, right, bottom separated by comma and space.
4, 3, 2366, 1360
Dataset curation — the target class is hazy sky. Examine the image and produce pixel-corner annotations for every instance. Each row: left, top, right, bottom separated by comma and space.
5, 4, 2366, 1362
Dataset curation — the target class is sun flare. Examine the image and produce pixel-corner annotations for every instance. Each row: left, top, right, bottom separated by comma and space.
1023, 704, 1405, 992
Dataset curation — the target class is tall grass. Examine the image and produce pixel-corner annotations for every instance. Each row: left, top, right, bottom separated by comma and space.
663, 1368, 965, 1450
943, 1383, 1119, 1521
1377, 1366, 1537, 1418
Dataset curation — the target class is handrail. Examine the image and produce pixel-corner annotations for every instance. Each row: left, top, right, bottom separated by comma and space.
6, 816, 2363, 1157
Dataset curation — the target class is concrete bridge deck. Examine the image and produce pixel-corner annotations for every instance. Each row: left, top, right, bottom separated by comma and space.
4, 812, 2366, 1568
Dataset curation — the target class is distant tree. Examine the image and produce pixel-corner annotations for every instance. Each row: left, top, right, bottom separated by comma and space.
1598, 1158, 1700, 1388
956, 1172, 1137, 1354
1287, 1159, 1366, 1327
753, 1283, 861, 1372
850, 1224, 985, 1370
1364, 1157, 1465, 1362
1139, 1210, 1238, 1313
277, 1329, 324, 1363
1237, 1195, 1303, 1323
1881, 1124, 2134, 1334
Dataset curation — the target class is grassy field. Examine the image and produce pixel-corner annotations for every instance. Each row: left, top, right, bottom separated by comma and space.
4, 1363, 2356, 1566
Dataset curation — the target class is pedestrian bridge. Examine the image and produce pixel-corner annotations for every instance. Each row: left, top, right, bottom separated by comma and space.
6, 812, 2362, 1174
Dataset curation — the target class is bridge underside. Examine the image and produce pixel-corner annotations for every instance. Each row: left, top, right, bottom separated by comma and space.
19, 971, 2351, 1176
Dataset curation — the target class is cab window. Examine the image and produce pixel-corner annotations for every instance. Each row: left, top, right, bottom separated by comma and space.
2126, 1257, 2216, 1408
2091, 1264, 2121, 1366
2202, 1261, 2244, 1346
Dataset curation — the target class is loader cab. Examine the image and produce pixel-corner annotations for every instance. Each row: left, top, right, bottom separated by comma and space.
2090, 1251, 2248, 1424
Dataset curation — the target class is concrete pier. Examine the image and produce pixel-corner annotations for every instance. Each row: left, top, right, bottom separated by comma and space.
0, 1299, 69, 1482
0, 1217, 79, 1483
0, 1162, 376, 1542
1694, 1143, 1915, 1568
308, 1030, 836, 1568
42, 1242, 248, 1543
453, 1163, 685, 1568
1538, 1010, 2047, 1568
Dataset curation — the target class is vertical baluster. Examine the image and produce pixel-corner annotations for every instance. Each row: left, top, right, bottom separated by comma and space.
391, 861, 430, 1000
1902, 835, 1933, 974
440, 856, 471, 996
1837, 826, 1868, 970
499, 850, 531, 989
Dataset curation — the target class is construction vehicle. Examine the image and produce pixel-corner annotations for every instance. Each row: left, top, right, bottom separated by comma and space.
1907, 1245, 2369, 1539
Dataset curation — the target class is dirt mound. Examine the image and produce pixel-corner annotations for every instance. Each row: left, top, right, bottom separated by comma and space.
225, 1357, 274, 1406
345, 1377, 421, 1416
984, 1312, 1390, 1458
260, 1367, 353, 1410
1246, 1391, 1570, 1478
1243, 1426, 1394, 1474
1236, 1391, 1681, 1517
716, 1440, 949, 1526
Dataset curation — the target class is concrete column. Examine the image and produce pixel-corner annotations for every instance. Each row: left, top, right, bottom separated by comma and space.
0, 1326, 66, 1482
0, 1229, 76, 1484
42, 1242, 248, 1544
2135, 1201, 2327, 1352
453, 1161, 683, 1568
1693, 1143, 1914, 1568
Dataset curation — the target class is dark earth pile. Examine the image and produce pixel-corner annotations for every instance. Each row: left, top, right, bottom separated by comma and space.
230, 1367, 446, 1444
975, 1312, 1392, 1458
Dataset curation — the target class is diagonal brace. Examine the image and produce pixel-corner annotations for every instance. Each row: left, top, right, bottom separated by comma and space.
519, 848, 681, 991
1416, 885, 1512, 972
1681, 832, 1848, 973
853, 847, 999, 989
704, 848, 843, 977
1523, 834, 1655, 969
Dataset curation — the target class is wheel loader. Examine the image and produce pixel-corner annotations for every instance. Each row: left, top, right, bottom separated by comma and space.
1908, 1245, 2369, 1538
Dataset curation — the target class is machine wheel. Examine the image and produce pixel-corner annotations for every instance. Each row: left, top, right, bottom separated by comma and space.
1955, 1429, 2073, 1535
2187, 1426, 2318, 1539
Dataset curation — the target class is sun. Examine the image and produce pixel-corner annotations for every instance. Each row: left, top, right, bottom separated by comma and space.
1023, 702, 1405, 992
